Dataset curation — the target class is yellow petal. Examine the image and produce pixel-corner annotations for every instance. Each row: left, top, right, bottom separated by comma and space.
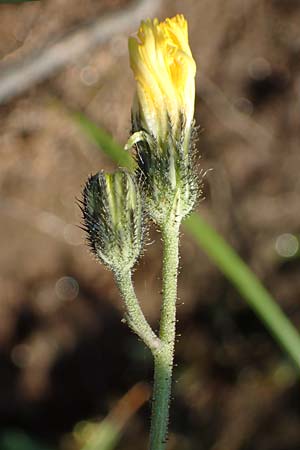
128, 15, 196, 140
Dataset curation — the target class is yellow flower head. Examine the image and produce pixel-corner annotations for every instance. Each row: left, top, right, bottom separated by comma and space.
128, 15, 196, 140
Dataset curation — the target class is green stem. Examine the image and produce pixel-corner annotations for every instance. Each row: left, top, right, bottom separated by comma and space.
115, 270, 160, 353
149, 221, 180, 450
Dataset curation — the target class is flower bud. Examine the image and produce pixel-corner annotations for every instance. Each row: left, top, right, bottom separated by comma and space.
82, 170, 144, 273
127, 15, 200, 226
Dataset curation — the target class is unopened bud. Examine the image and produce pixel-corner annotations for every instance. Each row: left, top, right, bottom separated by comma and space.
127, 15, 200, 226
82, 170, 144, 273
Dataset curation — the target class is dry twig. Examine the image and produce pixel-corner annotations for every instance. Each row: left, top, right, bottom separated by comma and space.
0, 0, 161, 104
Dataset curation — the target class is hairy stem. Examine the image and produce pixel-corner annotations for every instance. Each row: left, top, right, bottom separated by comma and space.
115, 270, 161, 353
149, 220, 180, 450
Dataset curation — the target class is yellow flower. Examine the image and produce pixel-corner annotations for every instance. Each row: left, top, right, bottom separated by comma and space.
128, 14, 196, 141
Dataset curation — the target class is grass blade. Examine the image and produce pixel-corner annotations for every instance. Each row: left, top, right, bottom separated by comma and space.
73, 111, 135, 170
185, 213, 300, 371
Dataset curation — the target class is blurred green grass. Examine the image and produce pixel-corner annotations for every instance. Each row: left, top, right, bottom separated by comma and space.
0, 430, 53, 450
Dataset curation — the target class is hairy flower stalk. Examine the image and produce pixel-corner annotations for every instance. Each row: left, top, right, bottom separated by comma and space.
81, 14, 199, 450
127, 15, 199, 450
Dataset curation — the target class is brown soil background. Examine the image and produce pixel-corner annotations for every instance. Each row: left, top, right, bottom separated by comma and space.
0, 1, 300, 449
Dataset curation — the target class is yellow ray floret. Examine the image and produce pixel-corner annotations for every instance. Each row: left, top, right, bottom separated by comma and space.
128, 14, 196, 140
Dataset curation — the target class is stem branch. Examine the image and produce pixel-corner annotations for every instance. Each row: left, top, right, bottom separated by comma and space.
115, 270, 161, 353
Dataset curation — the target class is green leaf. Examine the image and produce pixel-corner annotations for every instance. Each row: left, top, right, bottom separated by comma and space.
72, 111, 136, 171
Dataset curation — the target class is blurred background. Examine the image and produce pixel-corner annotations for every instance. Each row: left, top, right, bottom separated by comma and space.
1, 0, 300, 449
